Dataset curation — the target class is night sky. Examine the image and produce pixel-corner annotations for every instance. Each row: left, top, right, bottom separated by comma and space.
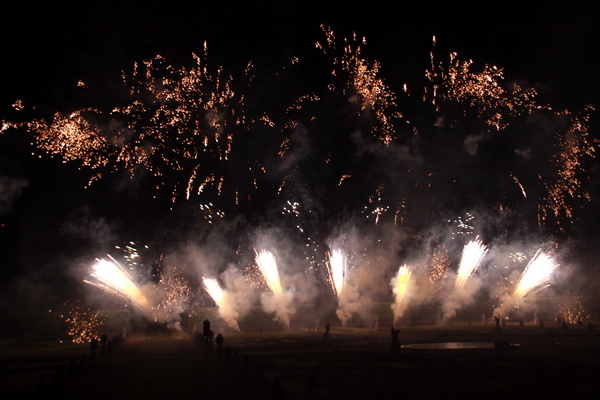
1, 2, 598, 311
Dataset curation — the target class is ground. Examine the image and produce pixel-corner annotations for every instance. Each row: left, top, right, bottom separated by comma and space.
1, 321, 598, 399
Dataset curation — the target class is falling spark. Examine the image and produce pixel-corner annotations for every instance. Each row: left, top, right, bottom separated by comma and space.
429, 244, 450, 282
254, 249, 282, 294
455, 238, 488, 289
63, 304, 105, 344
510, 172, 527, 198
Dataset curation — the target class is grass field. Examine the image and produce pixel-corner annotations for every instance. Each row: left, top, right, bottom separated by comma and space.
2, 319, 599, 399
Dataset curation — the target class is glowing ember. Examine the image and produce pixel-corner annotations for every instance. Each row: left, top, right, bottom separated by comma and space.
455, 238, 488, 289
63, 304, 105, 344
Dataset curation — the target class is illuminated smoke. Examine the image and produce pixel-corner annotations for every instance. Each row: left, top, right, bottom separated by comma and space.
390, 265, 412, 323
494, 249, 560, 317
455, 238, 488, 289
254, 249, 294, 328
152, 272, 191, 328
3, 26, 594, 329
203, 277, 241, 332
441, 239, 488, 321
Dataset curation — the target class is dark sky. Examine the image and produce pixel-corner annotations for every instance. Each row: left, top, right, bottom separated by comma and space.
1, 2, 598, 305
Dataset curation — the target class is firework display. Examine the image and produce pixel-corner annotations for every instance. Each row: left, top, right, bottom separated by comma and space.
1, 25, 596, 331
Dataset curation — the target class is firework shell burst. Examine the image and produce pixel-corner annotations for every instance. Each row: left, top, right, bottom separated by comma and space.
1, 26, 591, 234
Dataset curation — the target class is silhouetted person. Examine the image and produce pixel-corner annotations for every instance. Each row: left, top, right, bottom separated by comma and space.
90, 338, 98, 355
562, 320, 568, 330
391, 327, 400, 343
390, 327, 401, 354
203, 319, 211, 339
588, 322, 594, 331
100, 334, 108, 356
539, 320, 545, 328
494, 316, 502, 333
519, 319, 524, 327
323, 321, 331, 342
215, 333, 224, 357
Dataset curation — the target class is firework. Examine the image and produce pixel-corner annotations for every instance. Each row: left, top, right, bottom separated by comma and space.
84, 256, 150, 310
429, 244, 450, 282
455, 238, 488, 289
203, 277, 224, 306
326, 248, 347, 297
152, 272, 192, 325
203, 277, 241, 331
391, 265, 412, 323
513, 249, 558, 298
254, 249, 283, 295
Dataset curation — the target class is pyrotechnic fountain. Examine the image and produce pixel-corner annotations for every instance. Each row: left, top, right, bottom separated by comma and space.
514, 249, 558, 298
440, 238, 489, 322
325, 247, 366, 327
84, 256, 150, 311
203, 277, 241, 332
254, 249, 295, 328
494, 249, 560, 317
326, 248, 347, 298
455, 238, 488, 289
391, 265, 412, 323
